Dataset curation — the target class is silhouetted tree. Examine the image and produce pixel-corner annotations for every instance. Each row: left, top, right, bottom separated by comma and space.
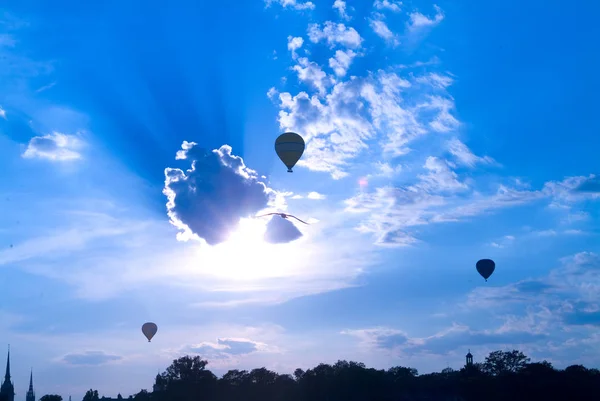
132, 390, 150, 401
59, 348, 600, 401
82, 390, 99, 401
482, 350, 530, 375
40, 395, 62, 401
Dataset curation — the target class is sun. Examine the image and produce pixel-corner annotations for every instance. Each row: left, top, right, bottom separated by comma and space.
193, 217, 308, 281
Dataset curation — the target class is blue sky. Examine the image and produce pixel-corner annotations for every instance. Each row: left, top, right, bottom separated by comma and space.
1, 0, 600, 398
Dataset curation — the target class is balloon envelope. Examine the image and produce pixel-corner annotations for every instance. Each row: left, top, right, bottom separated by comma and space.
275, 132, 305, 172
476, 259, 495, 281
142, 322, 158, 342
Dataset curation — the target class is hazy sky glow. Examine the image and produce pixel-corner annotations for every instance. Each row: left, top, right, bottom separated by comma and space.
1, 0, 600, 399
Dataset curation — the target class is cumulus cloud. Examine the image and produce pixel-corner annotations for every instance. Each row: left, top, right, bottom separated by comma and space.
292, 57, 333, 95
21, 131, 83, 161
276, 70, 449, 178
265, 0, 315, 11
163, 142, 285, 245
267, 87, 278, 100
287, 36, 304, 60
61, 351, 122, 366
263, 215, 303, 244
328, 49, 357, 77
407, 5, 444, 32
0, 106, 5, 119
333, 0, 350, 20
307, 191, 326, 200
307, 22, 363, 49
373, 0, 402, 12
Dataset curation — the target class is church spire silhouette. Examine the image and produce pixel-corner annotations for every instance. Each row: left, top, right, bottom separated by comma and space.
4, 346, 10, 382
0, 345, 14, 401
26, 369, 35, 401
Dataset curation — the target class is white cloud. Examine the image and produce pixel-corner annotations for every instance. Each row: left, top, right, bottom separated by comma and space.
465, 252, 600, 329
21, 131, 83, 161
342, 172, 584, 246
307, 191, 326, 200
416, 72, 453, 89
416, 156, 468, 192
417, 95, 459, 132
0, 106, 6, 119
342, 321, 548, 357
307, 22, 363, 49
328, 49, 357, 76
373, 0, 402, 12
490, 235, 516, 248
333, 0, 350, 20
267, 86, 278, 100
276, 69, 450, 178
265, 0, 315, 11
164, 142, 303, 246
447, 138, 496, 167
369, 18, 400, 46
287, 35, 304, 59
61, 351, 122, 366
372, 161, 402, 177
292, 57, 333, 95
407, 5, 445, 32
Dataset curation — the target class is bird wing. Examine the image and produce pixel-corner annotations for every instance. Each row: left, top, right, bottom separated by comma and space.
255, 213, 280, 218
287, 214, 309, 225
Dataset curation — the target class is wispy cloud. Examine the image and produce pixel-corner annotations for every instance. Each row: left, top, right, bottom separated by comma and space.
342, 173, 599, 246
343, 322, 547, 357
21, 131, 84, 161
447, 138, 496, 168
369, 18, 400, 47
61, 351, 123, 366
489, 235, 515, 248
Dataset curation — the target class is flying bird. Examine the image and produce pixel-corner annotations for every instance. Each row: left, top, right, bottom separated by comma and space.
255, 212, 309, 225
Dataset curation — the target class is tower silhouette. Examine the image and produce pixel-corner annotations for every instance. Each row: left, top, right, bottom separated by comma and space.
465, 349, 473, 367
25, 370, 34, 401
0, 346, 15, 401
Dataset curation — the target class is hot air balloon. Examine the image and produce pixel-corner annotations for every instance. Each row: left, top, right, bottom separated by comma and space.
476, 259, 495, 282
275, 132, 305, 172
142, 322, 158, 342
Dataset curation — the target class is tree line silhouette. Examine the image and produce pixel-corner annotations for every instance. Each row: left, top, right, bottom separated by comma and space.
16, 349, 600, 401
